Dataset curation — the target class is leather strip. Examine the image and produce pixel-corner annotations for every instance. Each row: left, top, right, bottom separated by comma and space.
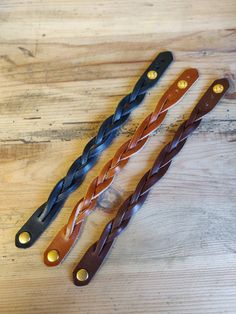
15, 51, 173, 248
44, 69, 199, 266
72, 78, 229, 286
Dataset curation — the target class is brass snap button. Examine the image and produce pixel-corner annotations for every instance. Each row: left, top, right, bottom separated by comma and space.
76, 269, 89, 281
47, 250, 59, 262
213, 84, 224, 94
147, 70, 158, 80
18, 231, 31, 244
177, 80, 188, 89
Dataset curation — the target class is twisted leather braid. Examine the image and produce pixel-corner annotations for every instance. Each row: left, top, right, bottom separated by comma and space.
72, 78, 229, 286
16, 51, 173, 248
44, 69, 199, 266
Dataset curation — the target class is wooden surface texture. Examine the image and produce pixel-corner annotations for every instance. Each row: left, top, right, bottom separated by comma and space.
0, 0, 236, 313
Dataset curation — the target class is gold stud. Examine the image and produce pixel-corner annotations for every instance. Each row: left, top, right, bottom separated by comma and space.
213, 84, 224, 94
47, 250, 59, 262
147, 70, 158, 80
177, 80, 188, 89
76, 269, 89, 281
18, 231, 31, 244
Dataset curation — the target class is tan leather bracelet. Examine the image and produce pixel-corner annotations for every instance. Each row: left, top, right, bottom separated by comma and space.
44, 69, 199, 266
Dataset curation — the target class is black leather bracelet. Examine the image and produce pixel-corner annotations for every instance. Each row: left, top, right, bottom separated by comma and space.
15, 51, 173, 248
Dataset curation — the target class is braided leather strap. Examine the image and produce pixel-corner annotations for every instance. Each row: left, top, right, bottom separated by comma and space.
15, 51, 173, 248
72, 78, 229, 286
44, 69, 199, 266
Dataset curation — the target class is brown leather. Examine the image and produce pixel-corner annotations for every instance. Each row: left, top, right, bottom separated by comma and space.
44, 69, 199, 266
72, 78, 230, 286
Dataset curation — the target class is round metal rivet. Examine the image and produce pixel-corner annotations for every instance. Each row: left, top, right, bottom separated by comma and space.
177, 80, 188, 89
76, 269, 89, 281
18, 231, 31, 244
213, 84, 224, 94
47, 250, 59, 262
147, 70, 158, 80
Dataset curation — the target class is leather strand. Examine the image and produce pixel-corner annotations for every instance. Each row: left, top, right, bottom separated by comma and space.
72, 78, 229, 286
15, 51, 173, 248
44, 69, 199, 266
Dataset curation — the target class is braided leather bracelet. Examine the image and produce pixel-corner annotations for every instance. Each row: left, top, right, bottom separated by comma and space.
44, 69, 199, 266
15, 51, 173, 249
72, 78, 229, 286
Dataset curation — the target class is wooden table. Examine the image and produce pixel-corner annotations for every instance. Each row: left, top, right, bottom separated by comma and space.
0, 1, 236, 313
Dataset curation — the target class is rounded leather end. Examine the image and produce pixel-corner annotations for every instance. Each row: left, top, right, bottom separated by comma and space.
44, 222, 83, 267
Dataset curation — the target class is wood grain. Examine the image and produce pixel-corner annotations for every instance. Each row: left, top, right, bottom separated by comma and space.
0, 0, 236, 313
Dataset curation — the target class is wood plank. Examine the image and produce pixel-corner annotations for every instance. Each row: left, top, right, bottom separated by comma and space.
0, 0, 235, 313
